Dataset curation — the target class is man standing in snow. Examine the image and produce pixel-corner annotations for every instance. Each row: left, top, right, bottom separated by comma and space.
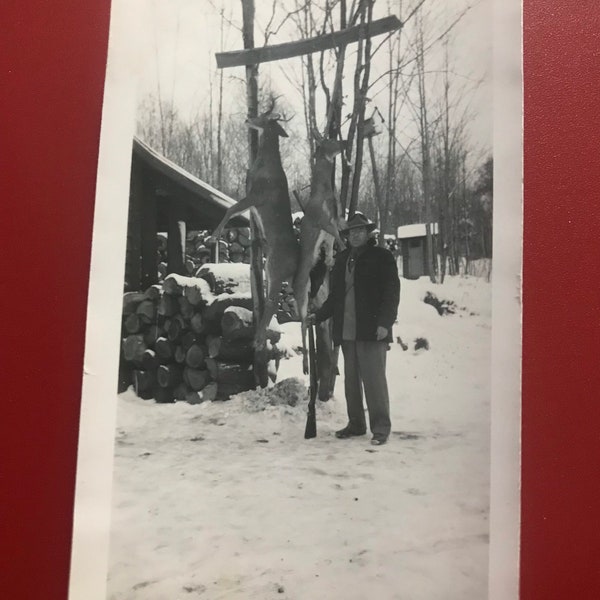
308, 212, 400, 445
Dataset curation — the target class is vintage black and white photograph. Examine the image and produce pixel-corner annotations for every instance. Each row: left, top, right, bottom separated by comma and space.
69, 1, 521, 598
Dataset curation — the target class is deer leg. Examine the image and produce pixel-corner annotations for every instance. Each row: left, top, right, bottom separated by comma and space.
253, 296, 278, 351
294, 282, 311, 375
300, 319, 309, 375
320, 220, 346, 251
209, 195, 255, 242
332, 229, 347, 251
292, 250, 318, 375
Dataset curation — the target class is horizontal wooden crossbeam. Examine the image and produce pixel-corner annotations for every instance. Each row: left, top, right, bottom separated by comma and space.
215, 15, 402, 69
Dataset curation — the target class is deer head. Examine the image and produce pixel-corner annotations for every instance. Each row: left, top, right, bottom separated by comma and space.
312, 129, 347, 163
246, 96, 289, 138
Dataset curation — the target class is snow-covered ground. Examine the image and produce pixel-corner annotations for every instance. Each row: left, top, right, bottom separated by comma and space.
107, 276, 491, 600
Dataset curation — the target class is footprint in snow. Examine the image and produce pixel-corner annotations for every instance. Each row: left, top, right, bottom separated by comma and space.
132, 580, 157, 591
182, 583, 207, 594
391, 431, 421, 440
349, 549, 369, 566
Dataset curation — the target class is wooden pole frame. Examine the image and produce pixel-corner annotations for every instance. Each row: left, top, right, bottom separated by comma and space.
218, 7, 401, 391
216, 15, 401, 68
241, 0, 268, 388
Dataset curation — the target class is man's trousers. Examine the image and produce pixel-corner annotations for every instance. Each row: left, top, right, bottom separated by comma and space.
340, 340, 391, 437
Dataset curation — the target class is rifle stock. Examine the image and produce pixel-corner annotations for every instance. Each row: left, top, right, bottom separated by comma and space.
304, 324, 317, 439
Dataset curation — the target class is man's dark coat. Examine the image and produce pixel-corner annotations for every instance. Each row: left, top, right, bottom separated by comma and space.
314, 241, 400, 345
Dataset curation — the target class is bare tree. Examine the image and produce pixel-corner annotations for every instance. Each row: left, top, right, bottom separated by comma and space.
413, 9, 437, 282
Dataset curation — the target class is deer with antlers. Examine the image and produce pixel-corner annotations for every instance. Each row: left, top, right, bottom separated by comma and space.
293, 130, 347, 375
208, 100, 299, 351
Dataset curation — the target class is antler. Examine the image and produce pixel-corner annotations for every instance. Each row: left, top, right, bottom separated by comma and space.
261, 94, 281, 118
278, 111, 295, 123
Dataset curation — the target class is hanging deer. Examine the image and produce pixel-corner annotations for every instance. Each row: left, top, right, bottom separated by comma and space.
293, 130, 347, 376
208, 100, 299, 350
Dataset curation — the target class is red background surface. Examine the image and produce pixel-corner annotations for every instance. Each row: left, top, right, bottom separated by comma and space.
2, 1, 600, 598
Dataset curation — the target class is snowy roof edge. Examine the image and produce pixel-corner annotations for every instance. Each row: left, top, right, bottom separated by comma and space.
396, 223, 439, 239
132, 136, 246, 216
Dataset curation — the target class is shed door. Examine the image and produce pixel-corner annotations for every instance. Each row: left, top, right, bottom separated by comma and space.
408, 239, 424, 277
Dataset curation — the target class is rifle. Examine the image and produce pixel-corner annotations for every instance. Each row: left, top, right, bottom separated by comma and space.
304, 324, 318, 439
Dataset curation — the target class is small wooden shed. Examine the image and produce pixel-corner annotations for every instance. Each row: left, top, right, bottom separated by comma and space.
396, 223, 439, 279
126, 136, 249, 291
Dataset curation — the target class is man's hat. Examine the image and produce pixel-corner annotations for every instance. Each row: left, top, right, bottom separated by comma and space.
341, 211, 377, 233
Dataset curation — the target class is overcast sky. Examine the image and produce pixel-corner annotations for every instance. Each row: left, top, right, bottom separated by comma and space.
132, 0, 492, 157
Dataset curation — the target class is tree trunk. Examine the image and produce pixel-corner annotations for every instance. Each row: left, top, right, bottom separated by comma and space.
122, 290, 148, 315
157, 364, 184, 388
208, 337, 255, 362
221, 306, 281, 342
133, 369, 156, 394
183, 278, 212, 306
183, 367, 210, 391
123, 335, 146, 364
416, 13, 436, 283
162, 275, 183, 296
177, 295, 194, 319
166, 315, 186, 342
217, 10, 225, 190
174, 345, 187, 364
241, 0, 266, 389
136, 299, 156, 324
203, 293, 253, 322
154, 387, 175, 404
367, 134, 385, 245
348, 1, 376, 217
141, 349, 160, 371
206, 358, 254, 386
185, 382, 218, 404
190, 312, 206, 334
143, 324, 164, 347
124, 313, 141, 334
154, 336, 174, 361
185, 344, 207, 369
181, 331, 198, 351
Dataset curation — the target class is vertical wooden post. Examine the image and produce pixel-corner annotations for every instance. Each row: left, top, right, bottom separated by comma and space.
140, 168, 158, 290
167, 201, 186, 276
241, 0, 268, 387
242, 0, 259, 163
126, 158, 143, 291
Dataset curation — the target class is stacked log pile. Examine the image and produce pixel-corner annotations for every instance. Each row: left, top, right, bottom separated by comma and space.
155, 228, 252, 283
220, 227, 252, 263
155, 228, 297, 323
184, 231, 214, 276
119, 265, 285, 403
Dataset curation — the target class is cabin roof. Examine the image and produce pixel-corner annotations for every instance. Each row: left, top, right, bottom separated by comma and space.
132, 136, 249, 230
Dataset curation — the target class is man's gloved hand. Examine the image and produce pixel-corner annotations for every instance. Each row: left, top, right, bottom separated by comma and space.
306, 313, 317, 326
376, 326, 388, 341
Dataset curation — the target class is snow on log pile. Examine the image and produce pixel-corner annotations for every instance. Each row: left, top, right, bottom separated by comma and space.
156, 228, 252, 284
119, 265, 286, 403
